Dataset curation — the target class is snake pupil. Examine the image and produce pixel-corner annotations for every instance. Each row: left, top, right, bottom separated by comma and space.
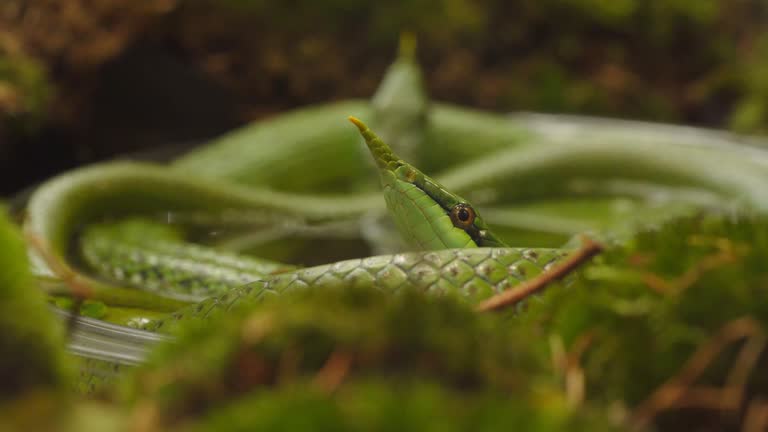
450, 203, 476, 229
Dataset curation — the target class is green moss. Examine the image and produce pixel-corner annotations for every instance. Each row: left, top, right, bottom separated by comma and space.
0, 205, 76, 430
121, 286, 622, 430
188, 379, 616, 432
0, 51, 54, 134
80, 300, 109, 320
521, 214, 768, 430
116, 213, 768, 430
124, 287, 555, 427
0, 205, 70, 400
730, 35, 768, 134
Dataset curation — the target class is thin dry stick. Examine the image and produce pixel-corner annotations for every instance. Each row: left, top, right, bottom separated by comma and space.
641, 250, 739, 295
25, 233, 92, 299
312, 350, 353, 394
548, 334, 567, 377
25, 232, 93, 337
743, 398, 768, 432
632, 318, 764, 428
477, 237, 604, 313
642, 235, 748, 295
129, 400, 161, 432
721, 329, 767, 412
564, 331, 595, 408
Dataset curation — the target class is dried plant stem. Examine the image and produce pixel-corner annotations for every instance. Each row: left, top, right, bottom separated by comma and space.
632, 317, 766, 429
312, 350, 353, 394
25, 233, 93, 337
743, 399, 768, 432
564, 331, 595, 407
476, 237, 604, 313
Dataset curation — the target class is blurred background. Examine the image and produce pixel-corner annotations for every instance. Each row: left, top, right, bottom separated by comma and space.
1, 0, 767, 195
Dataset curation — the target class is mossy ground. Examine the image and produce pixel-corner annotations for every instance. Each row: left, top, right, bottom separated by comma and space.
120, 214, 768, 431
521, 214, 768, 430
2, 210, 767, 430
0, 206, 72, 430
0, 206, 69, 399
123, 283, 615, 431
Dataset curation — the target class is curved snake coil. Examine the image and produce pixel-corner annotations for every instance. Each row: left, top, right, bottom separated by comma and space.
21, 44, 768, 389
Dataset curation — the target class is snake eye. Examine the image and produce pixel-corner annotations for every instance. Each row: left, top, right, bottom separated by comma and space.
450, 203, 476, 229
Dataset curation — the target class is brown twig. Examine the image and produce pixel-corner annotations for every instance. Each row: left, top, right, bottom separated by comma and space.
548, 335, 567, 377
129, 400, 161, 432
743, 398, 768, 432
312, 350, 353, 394
476, 236, 604, 313
632, 317, 765, 428
641, 251, 739, 295
642, 235, 747, 295
564, 331, 595, 407
722, 327, 767, 412
25, 232, 93, 337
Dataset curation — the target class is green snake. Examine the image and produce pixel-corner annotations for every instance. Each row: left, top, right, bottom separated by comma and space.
20, 44, 768, 376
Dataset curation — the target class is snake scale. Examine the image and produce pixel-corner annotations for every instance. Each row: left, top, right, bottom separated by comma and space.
20, 42, 768, 389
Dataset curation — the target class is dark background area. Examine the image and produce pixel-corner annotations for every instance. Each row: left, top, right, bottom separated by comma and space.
1, 0, 767, 195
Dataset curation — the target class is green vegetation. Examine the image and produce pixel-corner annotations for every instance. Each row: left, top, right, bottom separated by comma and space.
110, 214, 766, 431
731, 35, 768, 134
1, 208, 768, 430
123, 284, 613, 431
0, 50, 53, 134
0, 205, 69, 399
522, 214, 768, 430
0, 205, 71, 430
3, 3, 768, 429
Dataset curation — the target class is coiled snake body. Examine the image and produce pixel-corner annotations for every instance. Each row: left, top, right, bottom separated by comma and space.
22, 48, 768, 376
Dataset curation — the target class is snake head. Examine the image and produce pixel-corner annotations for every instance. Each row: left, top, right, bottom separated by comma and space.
349, 116, 507, 250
